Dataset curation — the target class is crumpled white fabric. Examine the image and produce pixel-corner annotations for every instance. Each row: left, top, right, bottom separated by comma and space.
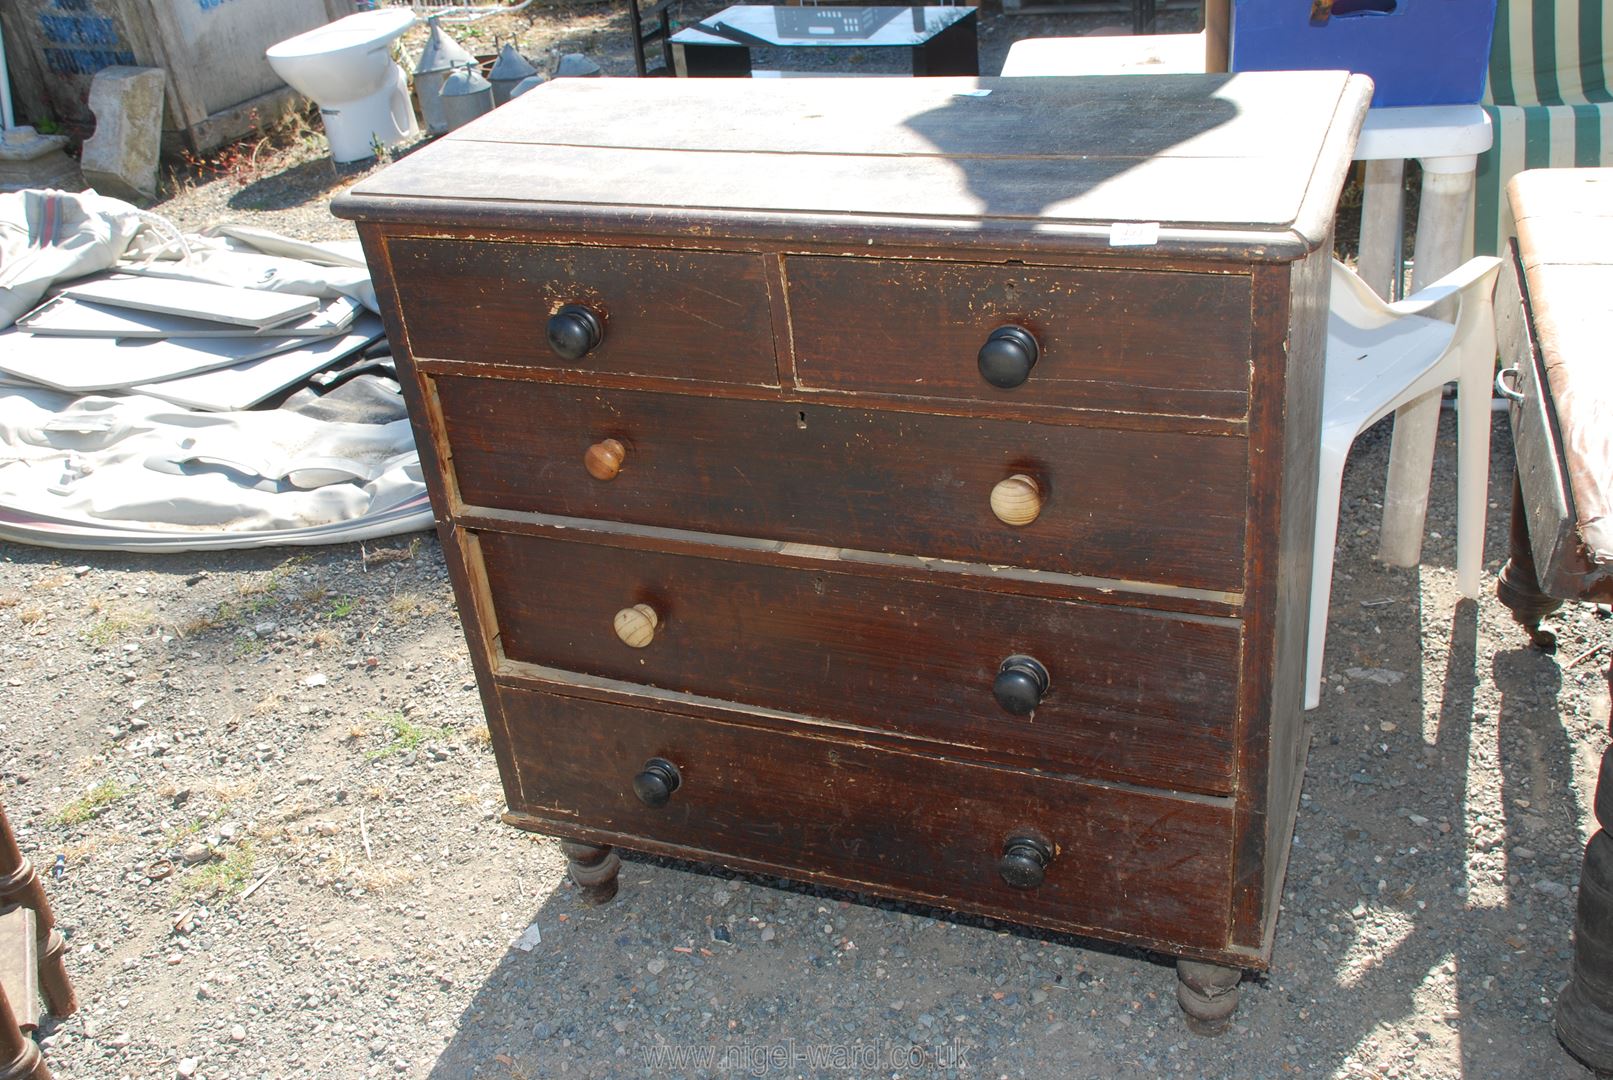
0, 385, 426, 542
0, 191, 431, 551
0, 189, 189, 329
0, 189, 379, 331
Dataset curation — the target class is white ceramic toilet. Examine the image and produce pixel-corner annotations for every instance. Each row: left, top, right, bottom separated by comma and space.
266, 9, 419, 165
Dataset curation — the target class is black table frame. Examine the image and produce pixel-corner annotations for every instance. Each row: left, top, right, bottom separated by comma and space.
673, 7, 978, 78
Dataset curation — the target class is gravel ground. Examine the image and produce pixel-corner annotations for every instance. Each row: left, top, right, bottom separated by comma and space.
3, 4, 1610, 1078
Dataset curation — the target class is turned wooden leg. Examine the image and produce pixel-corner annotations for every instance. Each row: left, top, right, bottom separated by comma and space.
0, 803, 74, 1019
1555, 660, 1613, 1074
561, 840, 621, 905
0, 984, 50, 1080
1496, 472, 1563, 649
1176, 958, 1242, 1035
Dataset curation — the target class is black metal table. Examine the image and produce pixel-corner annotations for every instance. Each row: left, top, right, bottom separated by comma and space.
671, 5, 978, 78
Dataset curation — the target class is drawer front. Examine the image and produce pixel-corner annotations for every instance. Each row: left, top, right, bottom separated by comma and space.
500, 687, 1235, 951
785, 257, 1253, 418
388, 238, 778, 385
438, 377, 1248, 593
479, 530, 1241, 794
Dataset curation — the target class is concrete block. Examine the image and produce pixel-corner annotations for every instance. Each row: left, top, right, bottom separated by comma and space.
556, 53, 603, 78
80, 66, 167, 205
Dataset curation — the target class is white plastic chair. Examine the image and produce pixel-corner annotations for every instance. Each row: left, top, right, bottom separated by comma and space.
1306, 256, 1502, 709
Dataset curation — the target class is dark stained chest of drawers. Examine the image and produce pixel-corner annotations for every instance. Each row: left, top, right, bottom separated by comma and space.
335, 72, 1371, 1027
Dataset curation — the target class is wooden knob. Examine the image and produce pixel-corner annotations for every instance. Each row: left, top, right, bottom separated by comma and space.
978, 325, 1039, 389
990, 474, 1043, 526
633, 758, 681, 807
993, 655, 1050, 716
584, 438, 626, 481
547, 304, 603, 360
613, 603, 659, 648
999, 834, 1052, 889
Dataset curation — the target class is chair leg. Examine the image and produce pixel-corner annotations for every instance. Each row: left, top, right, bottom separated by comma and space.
1377, 388, 1442, 568
1454, 333, 1493, 599
627, 0, 649, 77
1356, 159, 1407, 301
1306, 444, 1348, 710
1381, 164, 1481, 568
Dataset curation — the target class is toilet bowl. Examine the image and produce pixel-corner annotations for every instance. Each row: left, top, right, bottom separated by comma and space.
266, 9, 419, 164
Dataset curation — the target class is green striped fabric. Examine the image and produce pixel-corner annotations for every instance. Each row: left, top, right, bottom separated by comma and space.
1473, 0, 1613, 255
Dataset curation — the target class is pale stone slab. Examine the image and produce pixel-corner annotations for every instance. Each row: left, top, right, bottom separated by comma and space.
80, 66, 167, 204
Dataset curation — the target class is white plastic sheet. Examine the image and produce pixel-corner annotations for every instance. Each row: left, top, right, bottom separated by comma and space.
0, 190, 432, 551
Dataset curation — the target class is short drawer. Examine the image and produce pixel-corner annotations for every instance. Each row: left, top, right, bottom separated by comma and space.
387, 238, 778, 385
499, 686, 1235, 951
478, 529, 1241, 794
785, 256, 1252, 418
437, 377, 1248, 594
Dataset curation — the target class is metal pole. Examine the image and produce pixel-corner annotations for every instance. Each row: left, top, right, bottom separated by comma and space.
0, 15, 17, 137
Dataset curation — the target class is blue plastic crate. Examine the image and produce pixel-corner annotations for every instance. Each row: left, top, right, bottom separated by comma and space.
1230, 0, 1498, 107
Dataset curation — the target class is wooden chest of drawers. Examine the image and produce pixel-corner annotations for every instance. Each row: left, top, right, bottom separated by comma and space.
335, 72, 1370, 1028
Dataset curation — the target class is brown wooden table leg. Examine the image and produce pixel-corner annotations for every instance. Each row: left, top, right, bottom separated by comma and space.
1496, 470, 1564, 649
0, 985, 50, 1080
1176, 958, 1242, 1035
0, 804, 74, 1019
561, 840, 621, 905
1556, 656, 1613, 1074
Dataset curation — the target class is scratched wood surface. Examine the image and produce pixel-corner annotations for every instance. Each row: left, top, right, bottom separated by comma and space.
785, 256, 1252, 418
389, 239, 779, 385
341, 69, 1369, 976
433, 375, 1250, 593
335, 73, 1371, 258
476, 526, 1242, 795
1507, 169, 1613, 599
499, 686, 1236, 951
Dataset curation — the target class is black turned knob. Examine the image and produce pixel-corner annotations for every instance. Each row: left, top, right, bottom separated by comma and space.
547, 304, 603, 360
999, 834, 1052, 889
993, 655, 1050, 716
977, 325, 1040, 389
632, 757, 681, 808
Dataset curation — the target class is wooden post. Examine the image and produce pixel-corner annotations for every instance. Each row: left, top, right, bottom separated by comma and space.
1556, 669, 1613, 1073
0, 804, 74, 1019
0, 983, 50, 1080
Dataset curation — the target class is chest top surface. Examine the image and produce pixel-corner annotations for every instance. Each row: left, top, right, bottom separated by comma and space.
334, 72, 1370, 260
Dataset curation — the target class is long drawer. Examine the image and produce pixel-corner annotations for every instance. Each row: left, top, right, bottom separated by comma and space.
503, 689, 1232, 954
477, 528, 1241, 794
388, 238, 779, 385
437, 377, 1249, 594
499, 686, 1235, 951
784, 256, 1253, 418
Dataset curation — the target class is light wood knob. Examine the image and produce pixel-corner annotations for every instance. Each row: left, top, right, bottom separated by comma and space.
990, 474, 1043, 526
613, 603, 659, 648
584, 438, 626, 481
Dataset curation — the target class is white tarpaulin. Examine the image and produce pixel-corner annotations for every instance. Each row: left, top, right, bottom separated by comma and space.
0, 190, 432, 551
